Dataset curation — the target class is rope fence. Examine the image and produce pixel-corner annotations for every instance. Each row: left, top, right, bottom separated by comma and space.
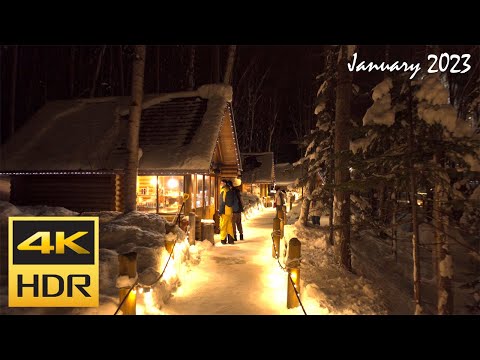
271, 213, 307, 315
113, 223, 188, 315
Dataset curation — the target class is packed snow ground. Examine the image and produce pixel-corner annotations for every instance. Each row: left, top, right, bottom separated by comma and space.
161, 204, 387, 315
1, 198, 389, 315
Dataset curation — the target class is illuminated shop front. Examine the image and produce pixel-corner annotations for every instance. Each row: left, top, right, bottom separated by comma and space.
136, 175, 217, 217
137, 175, 184, 214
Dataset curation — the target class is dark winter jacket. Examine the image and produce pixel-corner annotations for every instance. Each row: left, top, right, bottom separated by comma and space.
231, 187, 244, 213
219, 185, 234, 215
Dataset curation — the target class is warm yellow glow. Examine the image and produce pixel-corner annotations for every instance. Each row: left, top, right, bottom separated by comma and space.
167, 178, 179, 189
417, 199, 423, 206
150, 177, 157, 186
290, 270, 298, 283
138, 287, 144, 294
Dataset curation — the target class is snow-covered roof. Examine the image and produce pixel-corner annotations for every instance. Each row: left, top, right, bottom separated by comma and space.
274, 162, 303, 186
240, 152, 275, 184
0, 84, 240, 174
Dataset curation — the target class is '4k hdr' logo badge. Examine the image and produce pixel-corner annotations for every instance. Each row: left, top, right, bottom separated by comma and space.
9, 217, 99, 307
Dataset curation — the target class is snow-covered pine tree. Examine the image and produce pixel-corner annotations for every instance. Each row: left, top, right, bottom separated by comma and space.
350, 64, 480, 314
334, 45, 354, 270
414, 73, 480, 314
295, 46, 337, 238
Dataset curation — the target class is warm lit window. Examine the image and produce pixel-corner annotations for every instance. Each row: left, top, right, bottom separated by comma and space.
136, 175, 184, 214
196, 175, 203, 208
137, 176, 158, 213
158, 176, 184, 214
204, 175, 211, 206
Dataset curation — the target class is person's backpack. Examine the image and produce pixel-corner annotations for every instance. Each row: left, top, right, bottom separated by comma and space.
236, 189, 244, 212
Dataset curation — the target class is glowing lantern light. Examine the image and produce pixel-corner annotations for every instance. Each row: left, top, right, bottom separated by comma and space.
167, 177, 179, 189
150, 177, 158, 186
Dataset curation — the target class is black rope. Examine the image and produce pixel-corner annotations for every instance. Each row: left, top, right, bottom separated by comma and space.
113, 278, 138, 315
287, 272, 307, 315
114, 224, 185, 315
271, 231, 307, 315
271, 232, 286, 271
114, 195, 190, 315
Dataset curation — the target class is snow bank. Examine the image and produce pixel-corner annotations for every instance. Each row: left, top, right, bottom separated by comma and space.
286, 217, 388, 314
0, 202, 206, 315
0, 202, 79, 218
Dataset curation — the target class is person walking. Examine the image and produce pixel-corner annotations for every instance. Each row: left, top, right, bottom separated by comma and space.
230, 179, 244, 241
274, 186, 285, 212
219, 179, 235, 244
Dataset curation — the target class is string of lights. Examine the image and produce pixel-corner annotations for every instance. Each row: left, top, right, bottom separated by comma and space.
113, 224, 186, 315
270, 231, 307, 315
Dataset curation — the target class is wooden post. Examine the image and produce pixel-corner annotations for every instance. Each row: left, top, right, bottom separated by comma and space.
188, 212, 196, 246
272, 217, 281, 258
185, 175, 193, 214
165, 236, 175, 257
289, 196, 294, 212
202, 221, 215, 245
118, 252, 137, 315
278, 208, 285, 238
287, 238, 301, 309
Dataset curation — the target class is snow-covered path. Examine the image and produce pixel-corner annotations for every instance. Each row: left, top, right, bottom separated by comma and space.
161, 207, 304, 315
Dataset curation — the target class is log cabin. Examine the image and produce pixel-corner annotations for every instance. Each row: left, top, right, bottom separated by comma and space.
0, 84, 242, 222
240, 152, 274, 204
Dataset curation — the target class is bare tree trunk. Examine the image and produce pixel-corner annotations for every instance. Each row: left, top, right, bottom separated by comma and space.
392, 190, 398, 262
124, 45, 146, 213
9, 45, 18, 138
119, 46, 125, 96
155, 46, 160, 93
248, 107, 256, 152
434, 154, 454, 314
223, 45, 237, 85
0, 46, 3, 146
299, 178, 314, 226
109, 46, 114, 94
187, 45, 196, 90
69, 46, 76, 98
378, 46, 391, 222
333, 45, 352, 271
90, 45, 106, 98
408, 85, 422, 315
267, 95, 278, 152
213, 46, 220, 83
328, 116, 335, 246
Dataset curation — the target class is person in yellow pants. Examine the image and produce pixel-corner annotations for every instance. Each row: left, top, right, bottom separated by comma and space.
219, 179, 235, 244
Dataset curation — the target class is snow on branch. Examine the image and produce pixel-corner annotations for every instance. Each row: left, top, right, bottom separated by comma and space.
362, 78, 395, 127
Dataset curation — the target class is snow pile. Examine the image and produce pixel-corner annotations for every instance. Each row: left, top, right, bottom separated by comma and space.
0, 202, 208, 315
197, 84, 233, 102
0, 201, 23, 221
284, 217, 388, 315
99, 211, 167, 249
362, 78, 395, 127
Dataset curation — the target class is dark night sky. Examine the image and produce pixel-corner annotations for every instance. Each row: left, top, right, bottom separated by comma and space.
0, 45, 321, 163
0, 45, 474, 164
